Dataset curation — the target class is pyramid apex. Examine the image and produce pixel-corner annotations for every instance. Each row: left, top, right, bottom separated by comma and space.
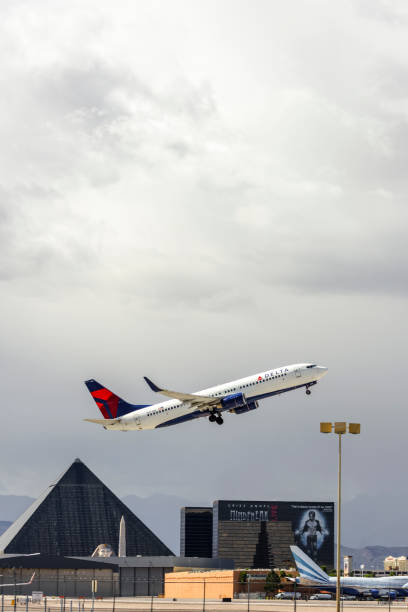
74, 458, 82, 463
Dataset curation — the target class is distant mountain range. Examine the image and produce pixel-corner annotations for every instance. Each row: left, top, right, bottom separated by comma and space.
122, 493, 203, 553
0, 521, 12, 536
0, 495, 35, 521
340, 545, 408, 570
1, 492, 408, 564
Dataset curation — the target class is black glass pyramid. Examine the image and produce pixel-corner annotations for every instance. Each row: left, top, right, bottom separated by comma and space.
0, 458, 173, 557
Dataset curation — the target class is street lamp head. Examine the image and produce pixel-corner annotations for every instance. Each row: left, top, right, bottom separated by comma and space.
334, 422, 347, 434
320, 422, 361, 435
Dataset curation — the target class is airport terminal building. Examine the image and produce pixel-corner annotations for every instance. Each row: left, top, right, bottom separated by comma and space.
0, 554, 233, 597
181, 500, 334, 569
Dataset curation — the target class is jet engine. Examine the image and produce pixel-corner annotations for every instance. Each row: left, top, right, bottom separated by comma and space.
221, 392, 259, 414
221, 392, 247, 411
233, 400, 259, 414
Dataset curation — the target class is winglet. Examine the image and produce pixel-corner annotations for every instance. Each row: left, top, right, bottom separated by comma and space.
29, 572, 35, 584
144, 376, 162, 393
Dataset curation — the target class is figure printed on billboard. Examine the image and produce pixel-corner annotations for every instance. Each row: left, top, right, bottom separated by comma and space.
294, 509, 329, 561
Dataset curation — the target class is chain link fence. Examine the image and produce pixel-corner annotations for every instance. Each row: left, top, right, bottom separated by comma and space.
1, 580, 407, 612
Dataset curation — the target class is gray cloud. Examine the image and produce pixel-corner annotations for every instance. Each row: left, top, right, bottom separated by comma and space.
1, 0, 407, 302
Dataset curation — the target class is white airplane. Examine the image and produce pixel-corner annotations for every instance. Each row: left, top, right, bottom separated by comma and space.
84, 363, 328, 431
0, 573, 35, 588
291, 546, 408, 596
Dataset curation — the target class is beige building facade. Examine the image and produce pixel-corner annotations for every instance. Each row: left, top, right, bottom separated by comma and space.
165, 569, 276, 600
384, 556, 408, 572
343, 556, 352, 576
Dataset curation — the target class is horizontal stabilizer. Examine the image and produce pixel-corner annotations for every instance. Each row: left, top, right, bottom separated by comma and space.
84, 418, 119, 425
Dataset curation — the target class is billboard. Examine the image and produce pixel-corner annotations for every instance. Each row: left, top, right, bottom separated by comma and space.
214, 500, 334, 566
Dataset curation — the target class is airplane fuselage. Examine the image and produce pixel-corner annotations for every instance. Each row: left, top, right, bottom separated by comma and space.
103, 363, 327, 431
291, 545, 408, 597
303, 575, 408, 595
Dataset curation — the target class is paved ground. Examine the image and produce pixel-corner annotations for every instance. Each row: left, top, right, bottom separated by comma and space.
2, 597, 405, 612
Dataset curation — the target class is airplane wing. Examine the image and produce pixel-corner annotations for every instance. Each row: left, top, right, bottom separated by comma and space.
0, 573, 35, 588
144, 377, 218, 410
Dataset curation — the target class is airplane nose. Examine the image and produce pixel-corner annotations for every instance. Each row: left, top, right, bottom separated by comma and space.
317, 366, 328, 377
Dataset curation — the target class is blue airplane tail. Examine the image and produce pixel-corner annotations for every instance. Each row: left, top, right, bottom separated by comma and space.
85, 379, 149, 419
290, 546, 331, 584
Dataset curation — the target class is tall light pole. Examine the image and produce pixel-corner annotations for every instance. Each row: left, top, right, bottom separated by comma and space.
320, 422, 361, 612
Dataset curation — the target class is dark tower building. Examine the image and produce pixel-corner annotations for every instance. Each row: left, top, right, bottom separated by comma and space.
180, 507, 213, 558
253, 521, 272, 568
0, 458, 173, 557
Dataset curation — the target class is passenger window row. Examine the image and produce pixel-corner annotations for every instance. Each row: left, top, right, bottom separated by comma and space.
148, 372, 289, 415
148, 404, 179, 416
210, 373, 288, 396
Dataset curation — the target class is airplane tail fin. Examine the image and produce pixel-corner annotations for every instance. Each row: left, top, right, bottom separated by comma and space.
290, 546, 331, 584
84, 380, 149, 419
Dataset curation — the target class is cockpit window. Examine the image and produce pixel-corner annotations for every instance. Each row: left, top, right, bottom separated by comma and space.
306, 364, 317, 368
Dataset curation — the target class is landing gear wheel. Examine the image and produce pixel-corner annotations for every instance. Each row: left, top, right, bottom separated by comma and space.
216, 416, 224, 425
306, 389, 311, 395
209, 413, 217, 422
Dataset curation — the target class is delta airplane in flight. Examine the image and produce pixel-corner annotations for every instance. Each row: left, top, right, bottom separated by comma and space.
291, 546, 408, 596
84, 363, 328, 431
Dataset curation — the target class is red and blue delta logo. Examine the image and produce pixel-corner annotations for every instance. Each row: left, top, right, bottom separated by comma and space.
91, 388, 119, 419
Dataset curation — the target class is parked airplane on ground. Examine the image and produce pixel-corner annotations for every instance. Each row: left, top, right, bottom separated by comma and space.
84, 363, 328, 431
291, 546, 408, 596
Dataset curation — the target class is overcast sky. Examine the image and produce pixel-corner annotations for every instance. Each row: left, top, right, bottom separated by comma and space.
1, 0, 408, 547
